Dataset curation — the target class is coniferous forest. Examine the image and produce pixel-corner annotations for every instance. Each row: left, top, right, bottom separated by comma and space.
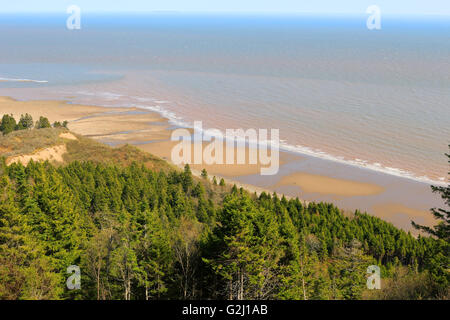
0, 145, 448, 300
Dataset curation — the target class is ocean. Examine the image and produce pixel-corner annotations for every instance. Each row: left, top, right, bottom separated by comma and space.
1, 13, 449, 184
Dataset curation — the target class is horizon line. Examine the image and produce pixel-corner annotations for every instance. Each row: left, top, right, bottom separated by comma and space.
1, 10, 450, 17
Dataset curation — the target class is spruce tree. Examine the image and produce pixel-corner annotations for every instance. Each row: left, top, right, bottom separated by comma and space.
412, 145, 449, 295
0, 114, 16, 135
35, 116, 51, 129
182, 164, 193, 193
412, 145, 449, 241
17, 113, 33, 130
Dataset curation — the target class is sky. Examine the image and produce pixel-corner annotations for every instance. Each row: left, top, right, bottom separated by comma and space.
1, 0, 450, 16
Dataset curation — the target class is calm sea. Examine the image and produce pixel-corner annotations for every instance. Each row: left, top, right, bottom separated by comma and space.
0, 13, 449, 183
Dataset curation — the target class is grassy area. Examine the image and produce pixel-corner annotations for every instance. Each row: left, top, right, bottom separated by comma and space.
63, 134, 173, 172
0, 127, 174, 172
0, 127, 66, 158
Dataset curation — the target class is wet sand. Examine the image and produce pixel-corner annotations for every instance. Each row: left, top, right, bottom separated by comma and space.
0, 96, 128, 123
275, 172, 385, 197
140, 139, 298, 177
372, 204, 435, 233
0, 96, 442, 234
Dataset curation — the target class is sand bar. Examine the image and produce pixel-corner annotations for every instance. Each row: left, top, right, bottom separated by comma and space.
275, 172, 385, 197
372, 203, 435, 234
140, 139, 297, 177
0, 96, 128, 123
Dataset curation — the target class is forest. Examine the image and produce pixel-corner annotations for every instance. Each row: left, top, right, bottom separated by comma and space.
0, 144, 448, 299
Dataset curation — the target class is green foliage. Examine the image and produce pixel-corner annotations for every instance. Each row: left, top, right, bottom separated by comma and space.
0, 114, 17, 135
0, 149, 447, 299
412, 145, 449, 294
0, 127, 173, 172
53, 120, 68, 128
364, 266, 442, 300
0, 113, 66, 136
35, 116, 51, 129
17, 114, 34, 130
182, 164, 194, 193
0, 127, 67, 159
413, 145, 449, 242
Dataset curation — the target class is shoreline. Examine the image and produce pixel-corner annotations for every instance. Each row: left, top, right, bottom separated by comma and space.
136, 102, 446, 187
0, 95, 443, 233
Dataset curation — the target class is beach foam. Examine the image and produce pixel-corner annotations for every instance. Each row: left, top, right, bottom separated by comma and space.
0, 77, 48, 83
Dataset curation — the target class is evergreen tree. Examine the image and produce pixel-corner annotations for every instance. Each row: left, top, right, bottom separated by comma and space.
203, 193, 281, 299
412, 145, 450, 241
135, 209, 173, 300
0, 114, 16, 135
181, 164, 193, 193
0, 153, 446, 300
412, 145, 450, 296
17, 113, 33, 130
35, 116, 51, 129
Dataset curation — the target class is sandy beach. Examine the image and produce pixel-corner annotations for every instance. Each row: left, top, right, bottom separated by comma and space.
275, 172, 385, 197
0, 96, 128, 123
0, 96, 440, 234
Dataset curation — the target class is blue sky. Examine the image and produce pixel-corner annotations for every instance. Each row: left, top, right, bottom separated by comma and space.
2, 0, 450, 15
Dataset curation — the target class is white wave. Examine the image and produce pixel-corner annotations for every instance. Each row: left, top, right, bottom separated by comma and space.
0, 77, 48, 83
133, 96, 154, 102
75, 91, 124, 100
134, 104, 190, 128
99, 92, 123, 100
277, 141, 446, 186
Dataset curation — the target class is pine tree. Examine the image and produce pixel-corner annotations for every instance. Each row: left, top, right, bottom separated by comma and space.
412, 145, 449, 296
0, 165, 62, 299
35, 116, 51, 129
203, 193, 281, 299
17, 113, 33, 130
192, 182, 205, 198
328, 240, 374, 300
0, 114, 16, 135
412, 145, 449, 241
182, 164, 193, 193
135, 210, 173, 300
0, 152, 446, 300
110, 211, 139, 300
